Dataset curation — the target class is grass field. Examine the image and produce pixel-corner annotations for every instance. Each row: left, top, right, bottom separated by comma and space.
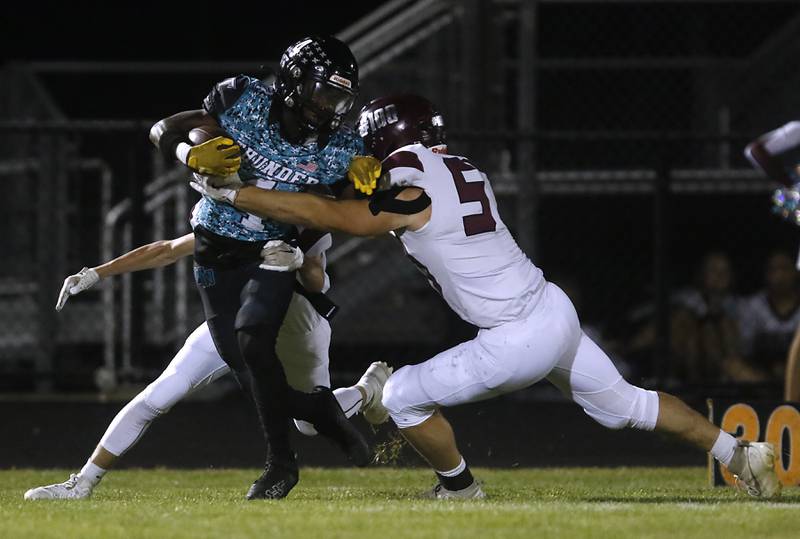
1, 467, 798, 538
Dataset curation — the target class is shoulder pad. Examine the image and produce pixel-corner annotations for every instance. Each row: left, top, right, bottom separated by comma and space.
202, 75, 251, 119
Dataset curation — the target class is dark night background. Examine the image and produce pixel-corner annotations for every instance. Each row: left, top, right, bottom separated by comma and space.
1, 1, 384, 117
1, 0, 799, 472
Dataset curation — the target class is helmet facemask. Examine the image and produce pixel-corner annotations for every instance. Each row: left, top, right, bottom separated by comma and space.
295, 77, 356, 131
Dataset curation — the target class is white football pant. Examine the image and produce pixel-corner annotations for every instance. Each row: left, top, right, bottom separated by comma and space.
99, 293, 336, 457
382, 282, 659, 431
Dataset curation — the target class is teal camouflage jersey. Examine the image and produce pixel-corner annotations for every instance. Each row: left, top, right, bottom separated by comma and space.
190, 75, 363, 242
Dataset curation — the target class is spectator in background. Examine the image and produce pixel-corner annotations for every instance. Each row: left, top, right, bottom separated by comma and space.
735, 251, 800, 383
670, 252, 743, 385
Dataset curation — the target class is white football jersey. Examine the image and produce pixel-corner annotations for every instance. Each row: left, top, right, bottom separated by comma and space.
384, 143, 545, 328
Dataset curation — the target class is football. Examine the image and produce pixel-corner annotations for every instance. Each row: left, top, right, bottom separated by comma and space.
188, 125, 231, 145
188, 126, 242, 187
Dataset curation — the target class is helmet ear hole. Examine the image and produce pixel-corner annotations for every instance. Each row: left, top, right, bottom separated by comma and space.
284, 95, 295, 108
291, 66, 302, 78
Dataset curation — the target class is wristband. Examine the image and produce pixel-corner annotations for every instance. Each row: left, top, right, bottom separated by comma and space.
175, 142, 192, 166
157, 127, 190, 162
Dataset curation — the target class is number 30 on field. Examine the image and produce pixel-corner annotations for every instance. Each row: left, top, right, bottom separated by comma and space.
718, 403, 800, 486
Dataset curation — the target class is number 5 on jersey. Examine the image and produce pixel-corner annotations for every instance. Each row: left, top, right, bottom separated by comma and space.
443, 157, 497, 236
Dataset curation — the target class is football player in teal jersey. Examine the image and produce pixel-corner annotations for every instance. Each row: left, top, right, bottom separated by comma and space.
149, 36, 375, 499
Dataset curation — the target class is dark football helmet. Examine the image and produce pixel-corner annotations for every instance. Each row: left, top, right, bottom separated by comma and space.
276, 36, 359, 133
357, 94, 446, 161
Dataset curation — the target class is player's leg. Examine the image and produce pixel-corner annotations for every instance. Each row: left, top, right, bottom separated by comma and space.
546, 290, 781, 497
24, 323, 229, 500
277, 294, 391, 436
383, 283, 581, 499
231, 266, 300, 499
234, 266, 369, 499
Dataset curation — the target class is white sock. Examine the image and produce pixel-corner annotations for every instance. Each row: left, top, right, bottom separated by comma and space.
78, 460, 106, 487
710, 430, 737, 467
334, 386, 364, 418
437, 457, 467, 477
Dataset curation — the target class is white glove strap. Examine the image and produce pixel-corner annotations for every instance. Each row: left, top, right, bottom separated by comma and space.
72, 267, 100, 294
176, 142, 192, 166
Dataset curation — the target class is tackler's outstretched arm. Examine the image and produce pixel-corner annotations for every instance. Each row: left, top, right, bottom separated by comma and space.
230, 184, 430, 237
55, 234, 196, 312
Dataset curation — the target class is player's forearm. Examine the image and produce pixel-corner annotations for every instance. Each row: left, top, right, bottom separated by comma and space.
149, 109, 216, 157
234, 186, 405, 237
298, 255, 325, 293
93, 238, 191, 279
235, 186, 348, 233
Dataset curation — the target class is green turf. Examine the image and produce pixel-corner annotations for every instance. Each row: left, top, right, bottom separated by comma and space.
1, 468, 798, 539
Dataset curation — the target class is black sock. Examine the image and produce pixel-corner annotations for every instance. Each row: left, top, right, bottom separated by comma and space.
436, 466, 474, 491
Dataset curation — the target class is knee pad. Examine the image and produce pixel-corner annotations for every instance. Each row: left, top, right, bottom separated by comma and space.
142, 372, 193, 414
579, 379, 659, 431
235, 300, 274, 331
99, 393, 162, 456
236, 325, 281, 373
235, 273, 294, 331
381, 366, 435, 429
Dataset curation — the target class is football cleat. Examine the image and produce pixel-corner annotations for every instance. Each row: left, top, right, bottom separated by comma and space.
357, 361, 393, 425
24, 474, 92, 500
729, 441, 782, 498
308, 386, 371, 466
246, 458, 299, 500
425, 480, 486, 500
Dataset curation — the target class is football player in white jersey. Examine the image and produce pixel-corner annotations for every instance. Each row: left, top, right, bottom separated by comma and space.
192, 94, 781, 499
23, 231, 391, 500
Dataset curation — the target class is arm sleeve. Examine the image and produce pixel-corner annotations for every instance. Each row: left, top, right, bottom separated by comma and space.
761, 122, 800, 156
299, 230, 333, 258
202, 75, 250, 120
745, 121, 800, 185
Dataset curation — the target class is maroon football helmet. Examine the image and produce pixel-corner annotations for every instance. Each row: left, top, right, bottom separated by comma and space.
357, 94, 446, 161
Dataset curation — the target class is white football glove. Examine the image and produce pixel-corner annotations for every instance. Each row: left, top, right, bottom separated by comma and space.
259, 240, 304, 272
194, 171, 243, 188
56, 267, 100, 311
189, 173, 241, 204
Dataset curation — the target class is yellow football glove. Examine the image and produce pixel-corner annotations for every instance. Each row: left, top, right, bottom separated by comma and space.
187, 136, 241, 176
347, 155, 382, 196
